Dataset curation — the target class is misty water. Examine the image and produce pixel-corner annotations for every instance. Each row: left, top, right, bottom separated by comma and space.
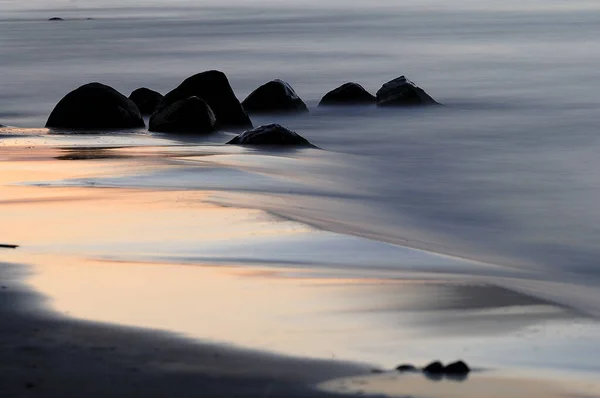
3, 0, 600, 315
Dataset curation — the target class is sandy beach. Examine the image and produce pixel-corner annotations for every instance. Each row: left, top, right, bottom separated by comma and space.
2, 136, 600, 397
0, 138, 370, 397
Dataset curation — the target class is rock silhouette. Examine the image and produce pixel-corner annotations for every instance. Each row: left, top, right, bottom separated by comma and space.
227, 124, 314, 147
129, 88, 163, 115
149, 96, 216, 134
443, 361, 470, 375
48, 17, 64, 21
376, 76, 438, 107
242, 79, 308, 114
395, 364, 417, 372
45, 83, 145, 129
423, 361, 444, 374
157, 70, 252, 129
319, 82, 375, 106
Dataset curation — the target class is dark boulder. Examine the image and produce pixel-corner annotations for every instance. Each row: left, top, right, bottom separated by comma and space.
422, 361, 444, 374
45, 82, 145, 129
376, 76, 438, 107
395, 364, 417, 372
149, 96, 216, 134
443, 361, 470, 375
242, 79, 308, 114
49, 17, 64, 21
226, 123, 314, 147
157, 70, 251, 129
319, 82, 376, 106
129, 87, 163, 115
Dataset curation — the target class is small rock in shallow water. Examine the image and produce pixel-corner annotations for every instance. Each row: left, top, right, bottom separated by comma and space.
376, 76, 438, 107
423, 361, 444, 374
395, 364, 417, 372
242, 79, 308, 114
226, 124, 315, 147
319, 82, 376, 106
444, 360, 470, 375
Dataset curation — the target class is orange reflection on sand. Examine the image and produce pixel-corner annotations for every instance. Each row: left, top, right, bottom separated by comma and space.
0, 151, 311, 250
28, 257, 414, 361
320, 371, 600, 398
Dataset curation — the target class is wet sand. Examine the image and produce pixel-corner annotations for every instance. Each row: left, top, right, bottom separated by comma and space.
2, 138, 600, 397
0, 262, 371, 397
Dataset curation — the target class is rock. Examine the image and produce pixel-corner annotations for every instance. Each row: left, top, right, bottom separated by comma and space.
395, 364, 417, 372
49, 17, 64, 21
444, 360, 470, 375
319, 82, 376, 106
149, 96, 216, 134
46, 83, 144, 129
226, 124, 315, 147
242, 79, 308, 114
422, 361, 444, 374
376, 76, 438, 107
157, 70, 251, 129
129, 87, 163, 115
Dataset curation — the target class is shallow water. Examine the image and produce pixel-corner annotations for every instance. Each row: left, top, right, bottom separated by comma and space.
3, 0, 600, 360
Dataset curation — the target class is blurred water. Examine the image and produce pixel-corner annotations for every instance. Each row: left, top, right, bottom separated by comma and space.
3, 1, 600, 312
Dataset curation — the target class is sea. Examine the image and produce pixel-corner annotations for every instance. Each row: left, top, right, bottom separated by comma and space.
2, 0, 600, 372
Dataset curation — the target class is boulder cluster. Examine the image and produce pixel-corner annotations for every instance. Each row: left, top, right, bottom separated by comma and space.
43, 70, 439, 147
395, 360, 471, 377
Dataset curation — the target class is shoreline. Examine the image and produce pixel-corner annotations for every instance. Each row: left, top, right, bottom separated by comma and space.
4, 260, 600, 398
0, 260, 372, 397
3, 137, 600, 397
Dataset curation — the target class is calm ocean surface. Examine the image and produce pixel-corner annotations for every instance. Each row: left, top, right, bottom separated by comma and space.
3, 0, 600, 314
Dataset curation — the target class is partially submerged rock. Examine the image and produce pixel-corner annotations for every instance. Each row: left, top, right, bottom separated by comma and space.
49, 17, 64, 21
422, 361, 444, 374
149, 96, 216, 134
226, 123, 314, 147
129, 87, 163, 115
45, 82, 145, 129
376, 76, 438, 107
157, 70, 252, 129
443, 360, 470, 375
395, 364, 417, 372
319, 82, 376, 106
242, 79, 308, 114
417, 360, 471, 376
